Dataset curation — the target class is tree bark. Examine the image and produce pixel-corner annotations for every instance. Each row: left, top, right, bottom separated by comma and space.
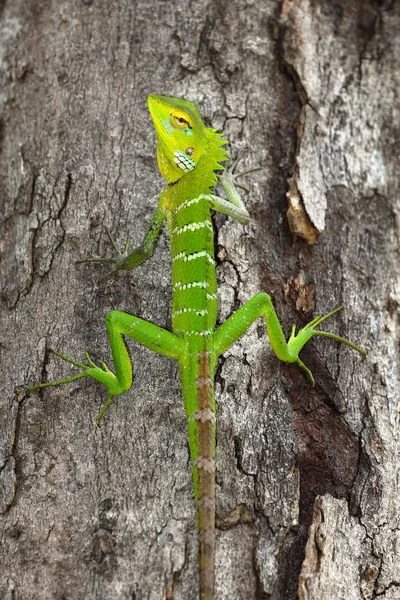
1, 1, 399, 599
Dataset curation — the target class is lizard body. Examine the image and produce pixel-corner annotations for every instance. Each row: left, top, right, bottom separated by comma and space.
27, 95, 365, 600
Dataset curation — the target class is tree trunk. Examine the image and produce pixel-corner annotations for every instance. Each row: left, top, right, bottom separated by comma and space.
1, 1, 398, 599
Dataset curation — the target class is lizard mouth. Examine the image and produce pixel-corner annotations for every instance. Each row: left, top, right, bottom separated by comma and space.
147, 95, 163, 128
148, 96, 173, 139
148, 96, 178, 157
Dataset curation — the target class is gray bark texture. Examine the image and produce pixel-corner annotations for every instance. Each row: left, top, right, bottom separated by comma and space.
1, 0, 399, 599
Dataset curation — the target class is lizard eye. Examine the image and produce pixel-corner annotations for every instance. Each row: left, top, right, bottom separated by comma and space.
169, 111, 193, 130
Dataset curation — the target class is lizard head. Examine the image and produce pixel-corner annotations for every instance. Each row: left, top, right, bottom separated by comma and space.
148, 95, 224, 185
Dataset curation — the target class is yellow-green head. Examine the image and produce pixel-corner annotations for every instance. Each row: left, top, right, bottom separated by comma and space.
148, 95, 227, 185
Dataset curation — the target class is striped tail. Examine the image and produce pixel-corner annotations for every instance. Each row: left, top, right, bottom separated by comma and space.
192, 349, 216, 599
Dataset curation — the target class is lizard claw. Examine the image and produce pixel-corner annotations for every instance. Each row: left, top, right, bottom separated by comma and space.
76, 228, 132, 283
218, 152, 263, 194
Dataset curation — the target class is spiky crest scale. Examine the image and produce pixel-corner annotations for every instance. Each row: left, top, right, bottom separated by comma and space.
201, 128, 228, 190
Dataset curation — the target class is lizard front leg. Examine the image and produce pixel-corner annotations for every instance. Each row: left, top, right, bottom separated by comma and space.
77, 205, 166, 283
206, 168, 251, 224
189, 159, 252, 224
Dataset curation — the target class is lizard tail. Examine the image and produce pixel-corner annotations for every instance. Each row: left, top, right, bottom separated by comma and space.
194, 350, 216, 600
198, 489, 215, 599
181, 348, 216, 599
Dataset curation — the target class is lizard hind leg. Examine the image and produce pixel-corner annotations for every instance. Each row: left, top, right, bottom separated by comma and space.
25, 348, 91, 392
26, 310, 185, 424
25, 347, 127, 424
295, 358, 315, 387
214, 293, 365, 385
25, 348, 103, 391
293, 306, 367, 359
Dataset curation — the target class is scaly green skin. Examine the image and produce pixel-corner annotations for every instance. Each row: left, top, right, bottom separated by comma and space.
27, 95, 366, 600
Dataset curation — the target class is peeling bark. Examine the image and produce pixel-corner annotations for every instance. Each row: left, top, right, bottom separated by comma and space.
0, 1, 399, 599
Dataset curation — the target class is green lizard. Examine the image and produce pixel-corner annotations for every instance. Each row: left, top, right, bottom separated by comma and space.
27, 95, 365, 600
